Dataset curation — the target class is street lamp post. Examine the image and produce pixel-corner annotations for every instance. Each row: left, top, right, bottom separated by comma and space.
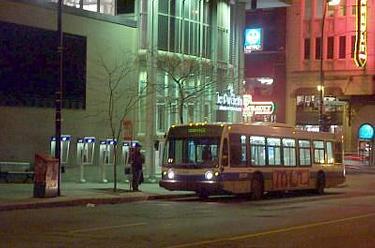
319, 0, 340, 132
56, 0, 63, 196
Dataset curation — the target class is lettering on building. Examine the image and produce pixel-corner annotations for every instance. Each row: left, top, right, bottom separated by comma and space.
354, 0, 367, 67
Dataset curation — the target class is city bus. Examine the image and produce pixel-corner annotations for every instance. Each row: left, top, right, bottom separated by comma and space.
159, 122, 346, 199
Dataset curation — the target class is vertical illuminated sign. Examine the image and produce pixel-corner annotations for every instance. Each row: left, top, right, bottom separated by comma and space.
354, 0, 367, 67
244, 28, 263, 53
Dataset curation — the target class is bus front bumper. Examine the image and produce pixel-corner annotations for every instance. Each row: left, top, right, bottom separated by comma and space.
159, 179, 222, 193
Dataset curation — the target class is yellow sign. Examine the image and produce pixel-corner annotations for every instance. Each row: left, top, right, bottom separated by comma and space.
354, 0, 367, 67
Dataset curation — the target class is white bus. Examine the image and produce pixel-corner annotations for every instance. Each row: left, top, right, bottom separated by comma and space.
159, 122, 346, 199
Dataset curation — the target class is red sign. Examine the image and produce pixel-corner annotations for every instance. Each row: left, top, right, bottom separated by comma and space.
272, 169, 310, 189
123, 119, 133, 140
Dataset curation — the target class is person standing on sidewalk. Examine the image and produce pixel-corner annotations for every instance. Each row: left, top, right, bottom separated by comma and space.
131, 143, 144, 191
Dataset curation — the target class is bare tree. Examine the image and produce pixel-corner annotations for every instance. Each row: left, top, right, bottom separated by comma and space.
156, 54, 216, 124
95, 53, 148, 192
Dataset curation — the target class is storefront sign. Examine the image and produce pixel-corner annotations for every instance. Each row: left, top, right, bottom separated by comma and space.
216, 89, 275, 117
256, 77, 274, 85
358, 123, 374, 140
354, 0, 367, 67
244, 28, 263, 53
216, 88, 243, 112
242, 94, 275, 117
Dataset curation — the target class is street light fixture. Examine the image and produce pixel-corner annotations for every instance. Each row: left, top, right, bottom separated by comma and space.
319, 0, 340, 132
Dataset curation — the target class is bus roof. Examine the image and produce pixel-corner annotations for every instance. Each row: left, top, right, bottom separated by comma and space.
168, 122, 340, 141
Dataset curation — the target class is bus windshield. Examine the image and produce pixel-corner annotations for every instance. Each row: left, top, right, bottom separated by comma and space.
164, 137, 220, 168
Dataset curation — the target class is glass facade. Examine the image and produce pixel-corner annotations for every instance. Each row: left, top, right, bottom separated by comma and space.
157, 0, 212, 58
49, 0, 115, 15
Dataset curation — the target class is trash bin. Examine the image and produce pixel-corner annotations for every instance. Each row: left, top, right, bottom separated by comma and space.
33, 153, 59, 198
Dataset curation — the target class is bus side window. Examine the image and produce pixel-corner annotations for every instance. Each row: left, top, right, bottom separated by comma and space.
313, 140, 325, 164
334, 142, 343, 163
222, 138, 229, 167
229, 134, 246, 166
326, 141, 334, 164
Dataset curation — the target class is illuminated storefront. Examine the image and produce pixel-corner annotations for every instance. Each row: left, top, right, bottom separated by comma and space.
287, 0, 375, 152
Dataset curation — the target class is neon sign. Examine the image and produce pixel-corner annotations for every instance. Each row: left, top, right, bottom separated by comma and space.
242, 95, 275, 117
244, 28, 263, 53
216, 88, 243, 112
354, 0, 367, 67
358, 123, 374, 140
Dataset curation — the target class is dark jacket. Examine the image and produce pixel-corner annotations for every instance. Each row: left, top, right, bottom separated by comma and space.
131, 150, 144, 170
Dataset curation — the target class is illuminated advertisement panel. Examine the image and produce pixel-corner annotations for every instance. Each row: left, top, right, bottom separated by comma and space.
244, 28, 263, 53
354, 0, 367, 67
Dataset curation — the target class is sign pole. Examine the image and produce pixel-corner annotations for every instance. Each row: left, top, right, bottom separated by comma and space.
56, 0, 63, 196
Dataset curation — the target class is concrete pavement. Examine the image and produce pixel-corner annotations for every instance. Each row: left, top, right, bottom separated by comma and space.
0, 181, 195, 211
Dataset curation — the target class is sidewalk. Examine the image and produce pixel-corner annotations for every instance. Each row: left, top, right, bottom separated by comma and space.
1, 160, 374, 212
0, 181, 195, 211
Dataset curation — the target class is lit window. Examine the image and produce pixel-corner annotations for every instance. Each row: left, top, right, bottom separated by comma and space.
250, 136, 266, 166
313, 141, 325, 163
326, 142, 334, 164
299, 140, 311, 166
283, 138, 296, 166
267, 138, 281, 166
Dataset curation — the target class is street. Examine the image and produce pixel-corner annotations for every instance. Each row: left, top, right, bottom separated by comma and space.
1, 173, 374, 248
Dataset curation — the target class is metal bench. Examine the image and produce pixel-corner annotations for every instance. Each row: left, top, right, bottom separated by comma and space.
0, 162, 34, 183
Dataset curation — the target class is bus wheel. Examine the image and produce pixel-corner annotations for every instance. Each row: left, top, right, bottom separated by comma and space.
251, 175, 264, 201
315, 173, 325, 195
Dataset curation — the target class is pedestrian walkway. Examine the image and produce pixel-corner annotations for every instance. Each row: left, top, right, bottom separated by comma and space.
1, 160, 374, 212
0, 181, 195, 211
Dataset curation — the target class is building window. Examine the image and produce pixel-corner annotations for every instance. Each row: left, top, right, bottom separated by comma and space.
188, 104, 194, 122
282, 138, 296, 166
250, 136, 266, 166
204, 103, 210, 122
267, 138, 281, 166
339, 36, 346, 59
304, 0, 312, 20
327, 36, 334, 59
351, 35, 355, 58
157, 0, 212, 58
316, 0, 323, 18
338, 0, 346, 16
156, 103, 166, 133
138, 72, 147, 134
297, 95, 319, 111
169, 103, 177, 126
327, 4, 335, 17
304, 38, 311, 60
299, 140, 311, 166
315, 37, 322, 60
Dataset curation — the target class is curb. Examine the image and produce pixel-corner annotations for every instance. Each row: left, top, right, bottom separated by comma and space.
0, 193, 196, 212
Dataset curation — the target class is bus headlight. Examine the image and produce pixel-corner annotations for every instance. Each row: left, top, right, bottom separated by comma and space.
167, 169, 175, 180
205, 171, 213, 180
